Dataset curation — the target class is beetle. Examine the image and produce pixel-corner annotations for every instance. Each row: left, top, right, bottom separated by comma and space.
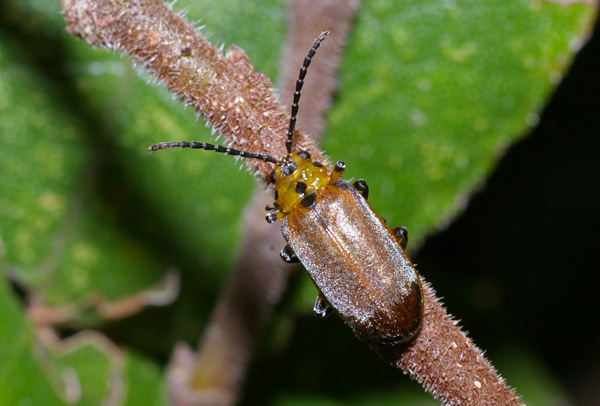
149, 32, 423, 344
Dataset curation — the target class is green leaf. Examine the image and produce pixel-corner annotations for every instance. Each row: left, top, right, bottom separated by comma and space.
324, 0, 594, 242
0, 278, 166, 405
0, 21, 166, 310
0, 280, 64, 405
123, 351, 167, 406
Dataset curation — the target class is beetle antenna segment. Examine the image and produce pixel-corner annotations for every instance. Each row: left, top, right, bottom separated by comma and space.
285, 31, 330, 154
148, 141, 278, 164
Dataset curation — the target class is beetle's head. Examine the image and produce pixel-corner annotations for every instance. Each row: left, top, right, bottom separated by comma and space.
268, 151, 329, 217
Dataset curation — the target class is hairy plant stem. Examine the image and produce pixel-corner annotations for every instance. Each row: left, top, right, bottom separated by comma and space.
61, 0, 522, 404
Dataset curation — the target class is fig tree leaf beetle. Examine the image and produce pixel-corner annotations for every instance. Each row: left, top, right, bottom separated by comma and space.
149, 32, 424, 344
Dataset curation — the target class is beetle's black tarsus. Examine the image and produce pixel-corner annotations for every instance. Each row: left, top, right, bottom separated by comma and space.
280, 245, 300, 263
313, 293, 333, 318
285, 31, 329, 154
148, 141, 278, 164
353, 179, 370, 200
392, 226, 409, 250
265, 211, 278, 224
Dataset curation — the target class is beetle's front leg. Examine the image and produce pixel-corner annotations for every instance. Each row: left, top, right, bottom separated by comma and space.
313, 293, 333, 318
280, 244, 300, 263
392, 226, 408, 250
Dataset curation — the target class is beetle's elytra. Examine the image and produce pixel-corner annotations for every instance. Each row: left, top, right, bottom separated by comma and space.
149, 32, 424, 344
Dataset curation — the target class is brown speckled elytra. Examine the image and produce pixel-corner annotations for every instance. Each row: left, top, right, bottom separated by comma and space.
149, 32, 423, 344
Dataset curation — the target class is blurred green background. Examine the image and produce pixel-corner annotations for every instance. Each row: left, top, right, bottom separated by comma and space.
0, 0, 598, 405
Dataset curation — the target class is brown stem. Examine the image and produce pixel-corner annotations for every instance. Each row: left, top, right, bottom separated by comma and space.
61, 0, 326, 182
61, 1, 522, 405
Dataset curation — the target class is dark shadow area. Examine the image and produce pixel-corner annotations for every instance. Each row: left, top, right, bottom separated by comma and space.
413, 18, 600, 405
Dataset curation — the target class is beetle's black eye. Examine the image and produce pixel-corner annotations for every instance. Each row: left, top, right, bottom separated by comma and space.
274, 190, 279, 201
269, 171, 276, 184
295, 182, 307, 195
297, 151, 311, 160
280, 160, 297, 177
313, 162, 324, 168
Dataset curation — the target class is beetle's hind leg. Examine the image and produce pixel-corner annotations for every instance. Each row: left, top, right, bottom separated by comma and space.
280, 244, 300, 263
352, 179, 369, 200
313, 293, 333, 318
392, 226, 409, 250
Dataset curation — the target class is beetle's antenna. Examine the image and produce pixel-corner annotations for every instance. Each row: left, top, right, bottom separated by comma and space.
148, 141, 278, 164
285, 31, 329, 155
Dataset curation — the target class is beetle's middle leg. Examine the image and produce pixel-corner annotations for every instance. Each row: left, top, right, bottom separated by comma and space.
280, 244, 300, 263
313, 293, 333, 318
392, 226, 408, 250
